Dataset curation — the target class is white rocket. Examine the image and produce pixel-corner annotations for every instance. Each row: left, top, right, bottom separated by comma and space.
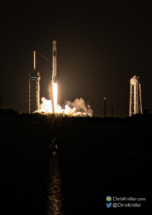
49, 40, 57, 113
52, 41, 57, 83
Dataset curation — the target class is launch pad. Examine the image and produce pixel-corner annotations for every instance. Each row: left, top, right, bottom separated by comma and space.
29, 41, 57, 114
28, 41, 93, 116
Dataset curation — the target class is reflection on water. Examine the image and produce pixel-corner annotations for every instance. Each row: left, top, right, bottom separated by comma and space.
47, 151, 64, 215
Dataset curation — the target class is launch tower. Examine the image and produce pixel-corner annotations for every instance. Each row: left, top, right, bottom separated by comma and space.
29, 51, 40, 113
129, 75, 142, 116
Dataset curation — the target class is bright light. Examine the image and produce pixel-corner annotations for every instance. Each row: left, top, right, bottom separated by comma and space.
65, 105, 69, 114
34, 83, 93, 116
53, 83, 57, 113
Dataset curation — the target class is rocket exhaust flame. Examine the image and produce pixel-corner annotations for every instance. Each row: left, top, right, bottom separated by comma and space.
53, 83, 57, 113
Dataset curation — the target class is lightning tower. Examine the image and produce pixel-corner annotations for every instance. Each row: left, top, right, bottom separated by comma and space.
129, 75, 142, 116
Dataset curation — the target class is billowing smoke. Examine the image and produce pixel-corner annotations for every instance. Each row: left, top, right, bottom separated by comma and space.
64, 98, 93, 116
34, 97, 93, 116
40, 97, 52, 113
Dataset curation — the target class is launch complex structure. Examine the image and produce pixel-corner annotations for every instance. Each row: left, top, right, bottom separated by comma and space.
29, 51, 40, 114
29, 41, 57, 114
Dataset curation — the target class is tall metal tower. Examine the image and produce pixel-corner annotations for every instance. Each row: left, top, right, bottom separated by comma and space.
29, 51, 40, 114
129, 75, 142, 116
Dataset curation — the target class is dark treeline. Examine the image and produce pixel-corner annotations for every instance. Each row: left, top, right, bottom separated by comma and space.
0, 109, 151, 214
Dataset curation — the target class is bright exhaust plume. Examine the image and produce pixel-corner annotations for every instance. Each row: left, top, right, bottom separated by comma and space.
34, 83, 93, 116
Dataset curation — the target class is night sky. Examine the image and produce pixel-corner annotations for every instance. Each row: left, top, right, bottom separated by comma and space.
1, 1, 152, 117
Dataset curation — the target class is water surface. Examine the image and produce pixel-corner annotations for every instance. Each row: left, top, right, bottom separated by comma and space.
46, 151, 64, 215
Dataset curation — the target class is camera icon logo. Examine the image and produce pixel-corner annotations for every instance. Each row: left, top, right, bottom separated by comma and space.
106, 196, 112, 202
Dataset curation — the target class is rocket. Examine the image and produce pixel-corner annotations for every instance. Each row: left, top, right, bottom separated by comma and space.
48, 40, 57, 113
52, 40, 57, 83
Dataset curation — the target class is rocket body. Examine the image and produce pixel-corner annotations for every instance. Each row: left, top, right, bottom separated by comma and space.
52, 41, 57, 83
51, 40, 57, 113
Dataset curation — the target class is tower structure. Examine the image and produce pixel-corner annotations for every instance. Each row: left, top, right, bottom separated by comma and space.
29, 51, 40, 114
129, 75, 142, 116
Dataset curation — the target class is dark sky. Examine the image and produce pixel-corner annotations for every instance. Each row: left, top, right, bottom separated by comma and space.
1, 1, 152, 117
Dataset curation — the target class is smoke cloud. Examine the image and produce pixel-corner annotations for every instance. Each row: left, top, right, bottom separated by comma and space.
34, 97, 93, 116
40, 97, 52, 113
65, 98, 93, 116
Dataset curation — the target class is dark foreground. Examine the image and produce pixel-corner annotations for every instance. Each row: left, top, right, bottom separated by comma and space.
57, 115, 151, 214
0, 109, 151, 214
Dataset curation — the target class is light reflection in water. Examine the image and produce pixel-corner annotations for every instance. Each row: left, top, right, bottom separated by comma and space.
47, 152, 64, 215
